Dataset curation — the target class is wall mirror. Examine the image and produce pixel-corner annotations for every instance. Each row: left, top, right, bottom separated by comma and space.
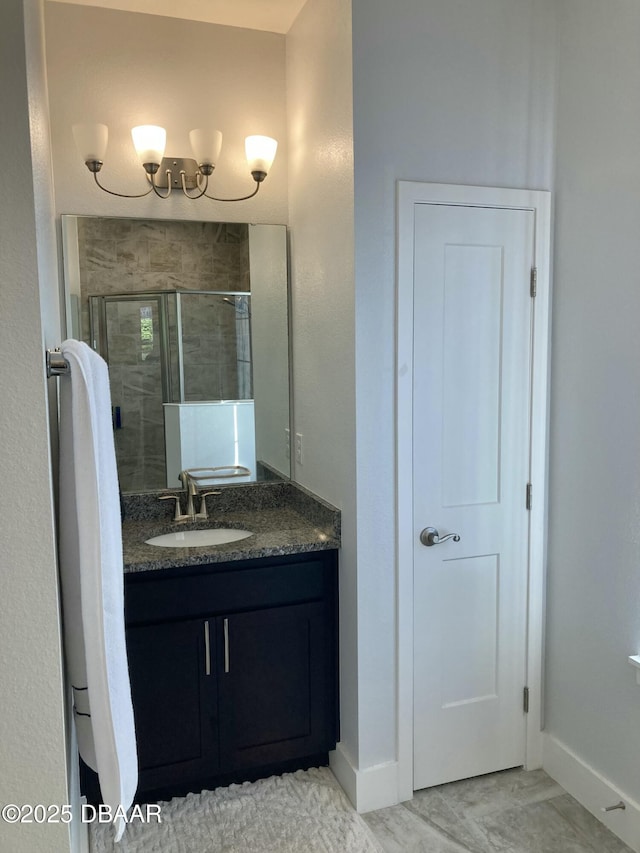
61, 215, 291, 494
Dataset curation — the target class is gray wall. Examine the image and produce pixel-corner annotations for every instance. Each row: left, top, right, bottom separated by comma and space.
546, 0, 640, 800
0, 1, 69, 850
351, 0, 556, 775
286, 0, 357, 774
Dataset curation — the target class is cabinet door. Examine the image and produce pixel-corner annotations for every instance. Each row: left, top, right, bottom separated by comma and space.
217, 602, 335, 771
127, 618, 219, 793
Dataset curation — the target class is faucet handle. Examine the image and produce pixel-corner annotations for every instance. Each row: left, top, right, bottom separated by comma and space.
159, 494, 189, 522
196, 491, 222, 520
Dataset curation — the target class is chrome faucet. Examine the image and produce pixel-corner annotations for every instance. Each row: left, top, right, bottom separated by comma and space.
158, 470, 222, 522
179, 469, 222, 520
179, 470, 198, 518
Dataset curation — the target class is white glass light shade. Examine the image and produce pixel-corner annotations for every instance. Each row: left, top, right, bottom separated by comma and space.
189, 128, 223, 167
72, 123, 108, 163
131, 125, 166, 166
245, 135, 278, 175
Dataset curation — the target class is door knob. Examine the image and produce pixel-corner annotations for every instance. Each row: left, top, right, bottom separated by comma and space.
420, 527, 461, 547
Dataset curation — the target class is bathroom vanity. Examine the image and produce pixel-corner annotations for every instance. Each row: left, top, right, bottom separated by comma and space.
126, 550, 338, 801
82, 483, 340, 805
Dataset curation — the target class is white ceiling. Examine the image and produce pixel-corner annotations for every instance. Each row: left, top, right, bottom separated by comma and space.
47, 0, 308, 34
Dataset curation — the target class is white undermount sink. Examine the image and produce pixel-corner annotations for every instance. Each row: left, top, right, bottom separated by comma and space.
146, 528, 253, 548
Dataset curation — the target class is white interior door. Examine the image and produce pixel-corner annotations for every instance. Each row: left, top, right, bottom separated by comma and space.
412, 202, 534, 791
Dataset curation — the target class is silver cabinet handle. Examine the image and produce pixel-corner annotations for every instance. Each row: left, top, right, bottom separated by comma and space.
420, 527, 461, 547
204, 620, 211, 676
223, 618, 230, 673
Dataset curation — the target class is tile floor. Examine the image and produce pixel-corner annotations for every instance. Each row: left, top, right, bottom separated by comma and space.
362, 768, 633, 853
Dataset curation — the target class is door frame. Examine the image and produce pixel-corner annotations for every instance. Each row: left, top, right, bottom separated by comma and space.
396, 182, 552, 802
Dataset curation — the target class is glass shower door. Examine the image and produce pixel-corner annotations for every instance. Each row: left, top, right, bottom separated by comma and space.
89, 294, 171, 492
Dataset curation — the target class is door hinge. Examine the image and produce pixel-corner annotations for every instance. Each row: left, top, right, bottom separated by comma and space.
530, 267, 537, 298
523, 686, 530, 714
526, 483, 533, 510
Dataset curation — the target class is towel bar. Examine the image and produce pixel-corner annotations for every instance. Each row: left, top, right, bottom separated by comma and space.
46, 348, 70, 377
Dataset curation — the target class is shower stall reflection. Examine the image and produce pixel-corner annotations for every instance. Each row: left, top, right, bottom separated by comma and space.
89, 290, 254, 492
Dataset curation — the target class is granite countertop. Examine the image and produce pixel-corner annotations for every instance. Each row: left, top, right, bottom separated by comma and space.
122, 482, 340, 574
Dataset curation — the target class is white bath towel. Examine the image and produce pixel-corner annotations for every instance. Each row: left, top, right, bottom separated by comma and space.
58, 339, 137, 842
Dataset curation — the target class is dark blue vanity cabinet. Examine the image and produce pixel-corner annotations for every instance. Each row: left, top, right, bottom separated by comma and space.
123, 550, 339, 802
125, 617, 219, 792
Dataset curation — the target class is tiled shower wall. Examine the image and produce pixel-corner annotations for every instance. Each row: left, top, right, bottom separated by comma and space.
179, 293, 251, 401
76, 217, 250, 492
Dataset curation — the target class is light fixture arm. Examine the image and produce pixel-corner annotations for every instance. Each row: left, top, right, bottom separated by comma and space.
149, 168, 172, 199
180, 170, 209, 199
204, 176, 262, 203
89, 163, 153, 199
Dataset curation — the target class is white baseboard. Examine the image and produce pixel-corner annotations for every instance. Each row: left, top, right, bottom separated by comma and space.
329, 743, 400, 813
543, 733, 640, 852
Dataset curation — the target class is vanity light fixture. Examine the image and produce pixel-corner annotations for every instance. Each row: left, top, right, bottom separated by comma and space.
72, 123, 278, 202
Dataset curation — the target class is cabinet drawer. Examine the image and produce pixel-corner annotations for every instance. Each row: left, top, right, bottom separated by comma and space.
125, 554, 333, 625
